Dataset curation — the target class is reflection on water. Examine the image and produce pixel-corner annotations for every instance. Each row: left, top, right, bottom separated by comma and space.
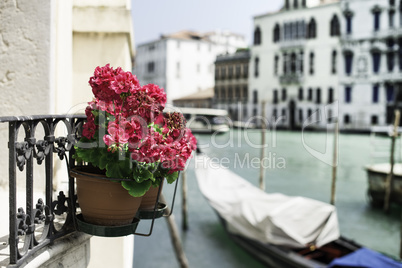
134, 130, 401, 267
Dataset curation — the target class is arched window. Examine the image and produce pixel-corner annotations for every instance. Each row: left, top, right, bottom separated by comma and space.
273, 108, 278, 119
371, 49, 381, 73
386, 83, 394, 102
254, 26, 261, 45
316, 88, 321, 104
389, 10, 395, 28
345, 86, 352, 103
285, 0, 290, 9
273, 24, 280, 43
387, 50, 395, 72
298, 87, 304, 100
253, 90, 258, 104
299, 51, 304, 73
307, 18, 317, 38
302, 0, 306, 7
254, 57, 260, 77
291, 53, 297, 73
328, 88, 334, 103
330, 15, 340, 36
344, 14, 353, 34
308, 88, 313, 101
372, 84, 379, 103
309, 52, 315, 75
282, 88, 287, 101
273, 89, 278, 104
307, 108, 313, 120
344, 51, 354, 75
274, 55, 279, 75
283, 52, 288, 74
373, 10, 381, 31
332, 50, 337, 74
299, 109, 303, 123
344, 114, 351, 124
294, 0, 298, 9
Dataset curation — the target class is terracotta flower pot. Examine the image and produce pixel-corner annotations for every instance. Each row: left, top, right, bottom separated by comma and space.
71, 167, 143, 226
139, 179, 164, 210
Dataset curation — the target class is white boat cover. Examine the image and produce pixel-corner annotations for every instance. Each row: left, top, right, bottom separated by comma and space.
365, 163, 402, 176
195, 155, 340, 249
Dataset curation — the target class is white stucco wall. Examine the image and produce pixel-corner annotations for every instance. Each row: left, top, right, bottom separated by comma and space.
72, 4, 135, 109
0, 0, 55, 239
165, 38, 217, 101
0, 0, 53, 117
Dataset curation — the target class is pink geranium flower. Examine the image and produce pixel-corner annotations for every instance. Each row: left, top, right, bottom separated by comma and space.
76, 64, 197, 197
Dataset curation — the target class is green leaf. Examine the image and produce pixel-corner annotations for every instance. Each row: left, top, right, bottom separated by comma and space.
121, 180, 152, 197
106, 156, 131, 179
166, 171, 179, 184
133, 165, 154, 183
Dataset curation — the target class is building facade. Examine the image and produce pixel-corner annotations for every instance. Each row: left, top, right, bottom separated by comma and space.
249, 0, 341, 130
134, 30, 246, 104
213, 49, 250, 121
339, 0, 402, 130
249, 0, 402, 131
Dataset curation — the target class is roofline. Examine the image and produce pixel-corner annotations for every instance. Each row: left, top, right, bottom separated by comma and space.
136, 38, 165, 48
254, 2, 339, 20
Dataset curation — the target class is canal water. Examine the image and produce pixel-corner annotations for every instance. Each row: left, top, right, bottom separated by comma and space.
133, 129, 401, 267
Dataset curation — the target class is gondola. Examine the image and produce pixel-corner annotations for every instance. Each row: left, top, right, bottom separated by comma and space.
194, 154, 402, 268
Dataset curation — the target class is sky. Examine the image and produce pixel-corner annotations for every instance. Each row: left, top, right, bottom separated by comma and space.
132, 0, 284, 47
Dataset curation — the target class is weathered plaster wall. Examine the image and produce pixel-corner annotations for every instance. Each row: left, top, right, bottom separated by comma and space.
0, 1, 54, 240
0, 0, 52, 117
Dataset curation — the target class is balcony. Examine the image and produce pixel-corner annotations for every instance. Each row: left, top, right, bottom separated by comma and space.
279, 39, 306, 49
0, 113, 182, 267
279, 73, 304, 85
0, 115, 90, 267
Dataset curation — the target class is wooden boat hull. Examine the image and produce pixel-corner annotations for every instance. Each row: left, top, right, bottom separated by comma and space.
217, 215, 360, 268
365, 163, 402, 207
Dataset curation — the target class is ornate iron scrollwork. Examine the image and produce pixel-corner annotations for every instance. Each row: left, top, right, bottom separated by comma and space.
34, 140, 50, 165
16, 208, 28, 236
4, 115, 85, 265
54, 137, 67, 160
33, 199, 46, 224
15, 142, 30, 171
52, 191, 69, 216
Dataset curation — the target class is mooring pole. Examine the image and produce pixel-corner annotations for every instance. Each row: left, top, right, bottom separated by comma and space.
330, 120, 339, 205
161, 194, 189, 268
384, 110, 400, 212
181, 171, 188, 231
259, 101, 267, 191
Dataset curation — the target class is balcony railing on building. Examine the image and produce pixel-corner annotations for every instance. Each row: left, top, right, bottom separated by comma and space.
0, 115, 86, 267
279, 73, 304, 85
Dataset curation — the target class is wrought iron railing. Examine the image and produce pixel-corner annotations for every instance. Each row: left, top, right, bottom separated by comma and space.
1, 114, 86, 266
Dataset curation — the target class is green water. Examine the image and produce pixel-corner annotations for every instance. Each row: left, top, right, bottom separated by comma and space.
133, 129, 401, 267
